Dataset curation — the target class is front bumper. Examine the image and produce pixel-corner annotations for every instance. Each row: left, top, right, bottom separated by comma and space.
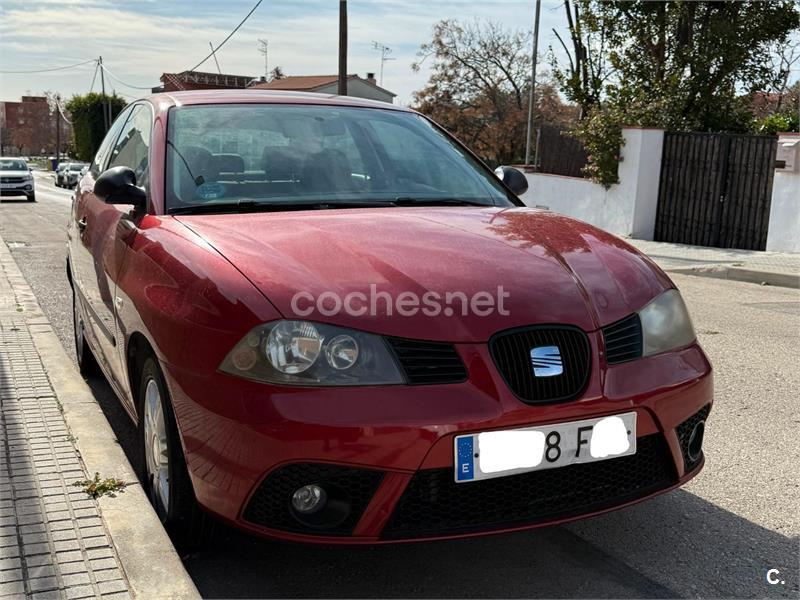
162, 340, 713, 544
0, 183, 34, 196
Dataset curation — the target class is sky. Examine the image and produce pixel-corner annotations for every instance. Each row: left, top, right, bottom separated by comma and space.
0, 0, 571, 106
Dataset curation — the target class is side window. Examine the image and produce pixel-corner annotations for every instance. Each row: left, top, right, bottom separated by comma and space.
107, 105, 153, 187
90, 106, 133, 177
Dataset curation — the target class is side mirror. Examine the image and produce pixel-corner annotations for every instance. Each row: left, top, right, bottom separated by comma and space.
94, 166, 146, 209
494, 166, 529, 196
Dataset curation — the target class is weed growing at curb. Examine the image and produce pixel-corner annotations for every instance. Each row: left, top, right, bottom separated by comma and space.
66, 434, 78, 443
74, 472, 128, 498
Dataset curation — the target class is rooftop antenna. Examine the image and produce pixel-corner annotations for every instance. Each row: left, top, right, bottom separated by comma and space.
258, 39, 269, 79
209, 42, 222, 74
372, 41, 395, 86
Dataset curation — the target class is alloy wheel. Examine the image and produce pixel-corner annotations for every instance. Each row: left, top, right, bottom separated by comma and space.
144, 378, 170, 517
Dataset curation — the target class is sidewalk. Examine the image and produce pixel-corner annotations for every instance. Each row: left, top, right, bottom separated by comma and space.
0, 236, 198, 599
626, 239, 800, 288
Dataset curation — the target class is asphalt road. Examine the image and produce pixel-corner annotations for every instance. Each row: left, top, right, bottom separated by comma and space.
1, 171, 798, 599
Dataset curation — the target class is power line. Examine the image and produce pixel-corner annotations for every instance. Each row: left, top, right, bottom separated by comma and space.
0, 58, 96, 74
89, 61, 99, 93
98, 63, 155, 90
186, 0, 264, 72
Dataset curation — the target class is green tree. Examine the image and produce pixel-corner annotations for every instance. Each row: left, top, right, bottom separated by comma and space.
552, 0, 800, 186
65, 93, 126, 162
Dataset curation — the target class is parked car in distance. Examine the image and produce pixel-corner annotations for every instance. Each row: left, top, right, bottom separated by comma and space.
68, 90, 712, 545
0, 157, 35, 201
63, 163, 89, 188
54, 162, 69, 187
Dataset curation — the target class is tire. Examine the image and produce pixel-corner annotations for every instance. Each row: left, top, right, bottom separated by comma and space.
72, 287, 100, 376
139, 357, 205, 547
27, 193, 36, 202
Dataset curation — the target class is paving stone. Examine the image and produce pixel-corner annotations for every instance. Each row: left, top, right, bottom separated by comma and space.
31, 590, 63, 600
24, 555, 54, 568
65, 585, 96, 599
90, 558, 117, 571
26, 564, 56, 579
52, 539, 80, 553
0, 569, 22, 583
0, 558, 21, 571
22, 542, 50, 556
61, 572, 91, 587
97, 579, 128, 595
58, 561, 89, 575
28, 575, 58, 592
82, 536, 108, 550
0, 580, 24, 597
85, 547, 113, 561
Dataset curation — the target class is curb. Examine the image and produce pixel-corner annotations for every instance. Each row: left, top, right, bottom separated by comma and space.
0, 234, 200, 599
667, 265, 800, 289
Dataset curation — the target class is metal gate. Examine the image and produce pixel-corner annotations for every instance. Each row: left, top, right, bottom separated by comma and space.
655, 132, 777, 250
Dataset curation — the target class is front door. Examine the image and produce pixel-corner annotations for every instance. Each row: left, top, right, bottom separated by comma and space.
71, 103, 152, 394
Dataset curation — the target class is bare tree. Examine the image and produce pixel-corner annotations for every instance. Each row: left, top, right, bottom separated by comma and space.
412, 19, 576, 164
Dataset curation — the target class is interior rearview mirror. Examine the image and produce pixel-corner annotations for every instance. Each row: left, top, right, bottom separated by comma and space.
94, 166, 146, 209
494, 165, 529, 196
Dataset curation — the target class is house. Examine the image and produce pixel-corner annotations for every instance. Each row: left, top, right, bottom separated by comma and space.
153, 70, 257, 93
249, 73, 396, 103
0, 96, 70, 156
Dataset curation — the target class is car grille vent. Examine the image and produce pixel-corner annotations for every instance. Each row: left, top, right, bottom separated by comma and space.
489, 326, 591, 404
385, 337, 468, 385
381, 433, 677, 539
676, 405, 710, 472
602, 313, 643, 364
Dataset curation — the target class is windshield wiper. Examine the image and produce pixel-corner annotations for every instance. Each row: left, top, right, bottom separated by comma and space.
168, 199, 395, 215
393, 197, 494, 207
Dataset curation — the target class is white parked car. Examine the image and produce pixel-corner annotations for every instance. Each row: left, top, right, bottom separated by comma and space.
0, 157, 35, 202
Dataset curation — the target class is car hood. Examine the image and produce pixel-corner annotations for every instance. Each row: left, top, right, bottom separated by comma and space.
175, 207, 672, 342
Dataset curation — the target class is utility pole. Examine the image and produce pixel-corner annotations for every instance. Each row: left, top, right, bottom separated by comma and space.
98, 56, 109, 132
258, 39, 269, 79
55, 94, 60, 165
338, 0, 348, 96
372, 41, 395, 86
524, 0, 542, 167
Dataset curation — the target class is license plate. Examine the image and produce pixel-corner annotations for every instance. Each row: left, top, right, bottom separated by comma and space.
454, 412, 637, 482
0, 183, 21, 189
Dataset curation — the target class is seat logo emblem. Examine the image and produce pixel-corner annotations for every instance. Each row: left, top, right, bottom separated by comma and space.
530, 346, 563, 377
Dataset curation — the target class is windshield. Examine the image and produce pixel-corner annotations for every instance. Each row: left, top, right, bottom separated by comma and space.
69, 164, 84, 171
0, 159, 27, 171
165, 104, 514, 213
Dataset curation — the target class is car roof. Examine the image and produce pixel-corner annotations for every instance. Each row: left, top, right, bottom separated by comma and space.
145, 89, 413, 113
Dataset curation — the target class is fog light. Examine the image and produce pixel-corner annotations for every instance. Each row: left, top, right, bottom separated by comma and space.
291, 484, 326, 514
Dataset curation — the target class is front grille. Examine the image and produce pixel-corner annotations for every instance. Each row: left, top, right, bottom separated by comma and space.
603, 314, 643, 364
243, 463, 383, 536
382, 434, 676, 539
0, 176, 25, 184
489, 326, 590, 404
676, 405, 710, 472
386, 337, 467, 385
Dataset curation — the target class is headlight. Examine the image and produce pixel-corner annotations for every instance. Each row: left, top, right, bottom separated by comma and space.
220, 320, 404, 386
639, 289, 696, 356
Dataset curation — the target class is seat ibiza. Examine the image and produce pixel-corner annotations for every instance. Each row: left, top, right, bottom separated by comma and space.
67, 90, 712, 543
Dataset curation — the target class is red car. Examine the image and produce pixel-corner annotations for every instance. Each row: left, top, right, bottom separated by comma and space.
67, 90, 712, 544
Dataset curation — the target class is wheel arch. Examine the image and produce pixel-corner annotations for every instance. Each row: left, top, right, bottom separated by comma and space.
126, 331, 156, 420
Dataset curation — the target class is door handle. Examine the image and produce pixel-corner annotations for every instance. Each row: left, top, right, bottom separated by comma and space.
77, 217, 87, 232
